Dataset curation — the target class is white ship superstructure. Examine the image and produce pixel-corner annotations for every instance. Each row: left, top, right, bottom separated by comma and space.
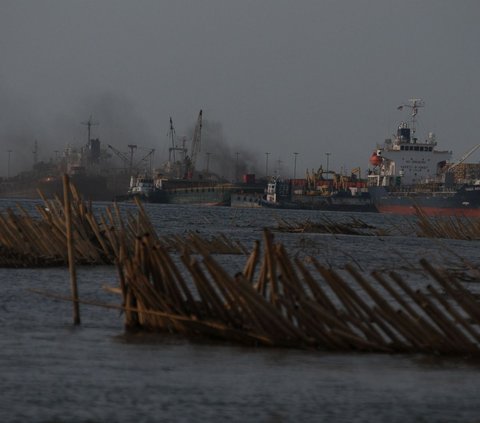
368, 99, 451, 187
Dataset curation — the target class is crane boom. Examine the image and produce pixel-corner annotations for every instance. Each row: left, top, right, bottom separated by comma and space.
133, 149, 155, 170
108, 144, 131, 172
448, 143, 480, 172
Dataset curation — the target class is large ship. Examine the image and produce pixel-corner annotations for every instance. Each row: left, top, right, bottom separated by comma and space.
0, 121, 131, 201
367, 99, 480, 216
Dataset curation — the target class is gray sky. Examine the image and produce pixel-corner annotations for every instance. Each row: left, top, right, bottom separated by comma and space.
1, 0, 479, 178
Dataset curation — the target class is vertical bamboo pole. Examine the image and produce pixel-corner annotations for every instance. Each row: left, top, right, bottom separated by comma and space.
64, 174, 80, 325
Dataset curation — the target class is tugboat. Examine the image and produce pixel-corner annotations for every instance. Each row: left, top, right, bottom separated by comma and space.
367, 99, 480, 216
259, 168, 376, 212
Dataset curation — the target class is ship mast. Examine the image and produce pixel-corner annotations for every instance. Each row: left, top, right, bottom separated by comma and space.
81, 115, 99, 145
168, 117, 177, 163
397, 98, 425, 136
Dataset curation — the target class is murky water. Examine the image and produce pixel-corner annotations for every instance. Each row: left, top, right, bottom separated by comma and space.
1, 201, 480, 422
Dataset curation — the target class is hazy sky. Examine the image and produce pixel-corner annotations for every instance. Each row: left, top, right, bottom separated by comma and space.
1, 0, 479, 178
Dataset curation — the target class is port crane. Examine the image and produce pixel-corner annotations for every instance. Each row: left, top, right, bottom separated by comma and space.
108, 144, 133, 173
447, 143, 480, 173
135, 148, 155, 172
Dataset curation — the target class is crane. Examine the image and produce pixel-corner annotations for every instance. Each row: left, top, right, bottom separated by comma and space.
187, 109, 203, 177
108, 144, 134, 174
108, 144, 155, 175
447, 143, 480, 173
133, 148, 155, 172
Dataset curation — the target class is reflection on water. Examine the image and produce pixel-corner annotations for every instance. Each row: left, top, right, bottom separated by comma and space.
1, 202, 480, 422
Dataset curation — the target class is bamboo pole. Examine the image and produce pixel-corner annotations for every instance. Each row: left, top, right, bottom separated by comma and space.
63, 174, 80, 325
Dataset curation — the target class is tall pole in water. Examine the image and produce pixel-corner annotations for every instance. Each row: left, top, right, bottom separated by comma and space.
265, 152, 270, 179
7, 150, 12, 178
293, 152, 298, 179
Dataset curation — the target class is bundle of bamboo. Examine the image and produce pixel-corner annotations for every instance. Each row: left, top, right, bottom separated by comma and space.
274, 215, 383, 236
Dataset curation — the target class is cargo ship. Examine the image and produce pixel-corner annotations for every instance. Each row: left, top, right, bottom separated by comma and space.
0, 125, 130, 201
367, 99, 480, 216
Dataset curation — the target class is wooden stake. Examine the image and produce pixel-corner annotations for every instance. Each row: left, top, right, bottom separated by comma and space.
63, 174, 80, 325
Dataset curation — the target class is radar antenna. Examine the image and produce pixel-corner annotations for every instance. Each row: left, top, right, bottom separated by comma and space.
397, 98, 425, 135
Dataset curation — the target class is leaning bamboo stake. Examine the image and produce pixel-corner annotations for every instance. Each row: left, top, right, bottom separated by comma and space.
346, 264, 405, 347
420, 259, 480, 322
372, 271, 440, 351
263, 229, 279, 306
243, 240, 260, 282
63, 174, 80, 325
426, 284, 480, 344
387, 271, 447, 346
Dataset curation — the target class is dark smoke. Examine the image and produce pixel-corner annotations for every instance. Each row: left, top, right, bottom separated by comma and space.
0, 88, 159, 177
0, 87, 49, 177
188, 118, 261, 181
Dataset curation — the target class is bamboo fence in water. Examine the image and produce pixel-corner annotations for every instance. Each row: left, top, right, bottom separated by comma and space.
0, 180, 246, 267
3, 180, 480, 354
115, 222, 480, 354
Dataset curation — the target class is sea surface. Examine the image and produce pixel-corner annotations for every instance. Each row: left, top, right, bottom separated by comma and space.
1, 199, 480, 423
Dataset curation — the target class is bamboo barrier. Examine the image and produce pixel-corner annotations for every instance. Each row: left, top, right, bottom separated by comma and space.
0, 185, 249, 267
411, 205, 480, 240
4, 181, 480, 354
274, 216, 382, 236
111, 215, 480, 354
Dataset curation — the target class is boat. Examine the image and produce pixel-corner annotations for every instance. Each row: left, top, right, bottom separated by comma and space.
127, 173, 233, 206
367, 98, 480, 216
258, 170, 376, 212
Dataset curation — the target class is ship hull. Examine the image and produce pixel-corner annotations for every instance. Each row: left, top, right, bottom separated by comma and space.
230, 193, 264, 208
261, 194, 377, 212
0, 174, 128, 201
369, 185, 480, 216
128, 184, 232, 206
163, 186, 231, 206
